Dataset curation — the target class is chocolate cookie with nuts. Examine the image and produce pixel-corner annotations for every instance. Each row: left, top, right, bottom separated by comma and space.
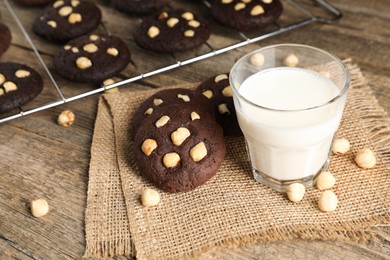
134, 9, 210, 53
114, 0, 168, 15
131, 88, 213, 139
133, 103, 226, 193
53, 34, 130, 83
196, 73, 242, 136
0, 23, 11, 58
211, 0, 283, 30
0, 62, 43, 114
32, 0, 102, 43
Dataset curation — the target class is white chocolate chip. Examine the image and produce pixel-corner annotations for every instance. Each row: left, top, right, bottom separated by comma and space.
184, 30, 195, 37
250, 5, 265, 16
171, 127, 191, 146
30, 199, 49, 218
76, 57, 92, 69
64, 45, 71, 50
283, 54, 299, 67
71, 47, 79, 53
71, 0, 80, 7
3, 82, 17, 93
153, 98, 163, 106
163, 152, 181, 168
316, 171, 336, 190
221, 0, 233, 3
202, 90, 213, 99
332, 138, 350, 155
355, 148, 376, 169
83, 43, 98, 53
188, 20, 200, 28
53, 0, 64, 8
0, 73, 5, 85
57, 110, 75, 126
106, 48, 119, 57
89, 34, 99, 41
181, 12, 194, 20
148, 26, 160, 38
166, 17, 179, 28
286, 183, 305, 202
58, 6, 73, 17
222, 86, 233, 97
250, 53, 265, 67
262, 0, 273, 3
155, 115, 170, 128
68, 13, 82, 24
190, 142, 207, 162
234, 3, 246, 11
191, 111, 200, 120
141, 188, 160, 207
214, 74, 228, 83
218, 103, 230, 115
141, 139, 158, 156
47, 20, 57, 28
15, 70, 31, 78
318, 190, 338, 212
177, 94, 190, 102
144, 108, 153, 115
158, 11, 168, 19
103, 78, 115, 86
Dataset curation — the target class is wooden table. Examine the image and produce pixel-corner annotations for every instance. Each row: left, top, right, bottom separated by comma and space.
1, 0, 389, 259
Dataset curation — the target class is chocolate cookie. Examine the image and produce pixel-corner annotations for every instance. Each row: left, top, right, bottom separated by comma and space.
0, 23, 12, 58
133, 104, 226, 193
131, 88, 212, 139
114, 0, 168, 15
0, 63, 43, 114
32, 0, 102, 43
53, 34, 130, 83
134, 9, 210, 53
211, 0, 283, 30
13, 0, 55, 5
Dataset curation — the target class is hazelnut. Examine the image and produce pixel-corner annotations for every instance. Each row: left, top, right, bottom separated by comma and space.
76, 57, 92, 69
0, 73, 5, 84
262, 0, 273, 3
3, 82, 18, 93
250, 5, 265, 16
332, 138, 350, 155
141, 139, 158, 156
222, 0, 233, 3
155, 115, 170, 128
222, 86, 233, 97
163, 152, 181, 168
171, 127, 191, 146
141, 188, 160, 207
153, 98, 163, 106
181, 12, 194, 20
316, 171, 336, 190
184, 30, 195, 37
53, 0, 65, 8
283, 54, 299, 67
71, 47, 79, 53
188, 20, 200, 28
103, 78, 119, 93
285, 183, 305, 202
71, 0, 80, 7
106, 48, 119, 57
47, 20, 57, 28
214, 74, 228, 83
144, 108, 153, 115
158, 11, 168, 19
250, 53, 265, 67
148, 26, 160, 38
57, 110, 75, 126
191, 111, 200, 121
64, 45, 71, 50
202, 90, 213, 99
89, 34, 99, 41
190, 142, 207, 162
68, 13, 82, 24
30, 199, 49, 218
177, 94, 190, 102
58, 6, 73, 17
218, 103, 230, 115
318, 190, 338, 212
166, 18, 179, 28
355, 148, 376, 169
235, 3, 246, 11
15, 70, 31, 78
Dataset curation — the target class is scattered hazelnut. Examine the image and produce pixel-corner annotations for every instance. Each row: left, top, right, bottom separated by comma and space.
214, 74, 228, 83
53, 0, 64, 8
332, 138, 350, 155
188, 20, 200, 28
3, 81, 18, 92
218, 103, 230, 115
285, 183, 305, 202
222, 86, 233, 97
76, 57, 92, 69
181, 12, 194, 20
57, 110, 75, 126
58, 6, 73, 17
202, 90, 213, 99
68, 13, 82, 24
250, 53, 265, 67
83, 43, 98, 53
250, 5, 265, 16
316, 171, 336, 190
318, 190, 338, 212
158, 11, 168, 19
141, 188, 160, 207
166, 17, 179, 28
141, 139, 158, 156
171, 127, 191, 146
222, 0, 233, 3
148, 26, 160, 38
106, 48, 119, 57
15, 70, 31, 78
155, 115, 170, 128
235, 3, 246, 11
283, 54, 299, 67
89, 34, 99, 41
0, 73, 5, 84
184, 30, 195, 37
144, 108, 153, 115
191, 111, 200, 121
47, 20, 57, 28
355, 148, 376, 169
153, 98, 163, 106
163, 152, 181, 168
190, 142, 207, 162
177, 94, 190, 102
30, 199, 49, 218
262, 0, 273, 3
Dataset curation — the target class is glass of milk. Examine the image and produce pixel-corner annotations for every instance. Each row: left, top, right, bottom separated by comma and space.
230, 44, 350, 192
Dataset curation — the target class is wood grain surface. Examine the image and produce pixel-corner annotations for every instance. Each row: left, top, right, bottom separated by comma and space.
0, 0, 389, 259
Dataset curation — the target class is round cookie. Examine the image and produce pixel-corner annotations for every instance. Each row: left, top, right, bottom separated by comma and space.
0, 63, 43, 114
131, 88, 213, 139
133, 104, 226, 193
134, 9, 210, 53
114, 0, 168, 15
53, 34, 130, 83
0, 23, 12, 58
13, 0, 55, 5
196, 73, 242, 136
211, 0, 283, 30
32, 0, 102, 43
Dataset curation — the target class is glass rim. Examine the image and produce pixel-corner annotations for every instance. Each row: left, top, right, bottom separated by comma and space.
229, 43, 351, 112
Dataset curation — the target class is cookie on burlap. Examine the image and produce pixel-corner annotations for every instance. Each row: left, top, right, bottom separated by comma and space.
131, 88, 212, 139
114, 0, 168, 15
0, 23, 11, 58
53, 34, 130, 83
13, 0, 54, 5
133, 104, 226, 193
211, 0, 283, 30
32, 0, 102, 43
0, 63, 43, 114
196, 73, 242, 136
134, 9, 210, 53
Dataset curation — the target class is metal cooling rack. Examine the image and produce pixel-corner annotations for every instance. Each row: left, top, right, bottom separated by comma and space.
0, 0, 342, 124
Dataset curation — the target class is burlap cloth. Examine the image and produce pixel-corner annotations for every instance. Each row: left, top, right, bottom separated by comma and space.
84, 59, 390, 259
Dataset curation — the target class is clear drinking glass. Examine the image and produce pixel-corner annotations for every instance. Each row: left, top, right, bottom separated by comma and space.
230, 44, 350, 192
